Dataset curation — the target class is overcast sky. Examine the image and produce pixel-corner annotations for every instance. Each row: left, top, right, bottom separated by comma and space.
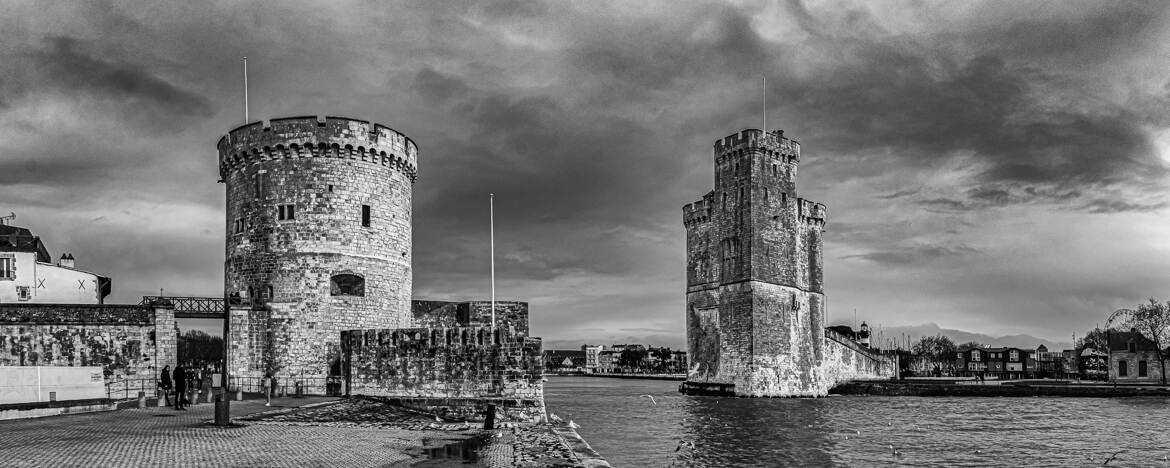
3, 1, 1169, 348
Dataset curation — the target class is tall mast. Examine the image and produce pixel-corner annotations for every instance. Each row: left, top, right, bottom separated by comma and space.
490, 193, 496, 330
243, 56, 249, 122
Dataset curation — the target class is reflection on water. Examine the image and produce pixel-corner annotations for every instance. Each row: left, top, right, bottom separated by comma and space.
544, 376, 1170, 467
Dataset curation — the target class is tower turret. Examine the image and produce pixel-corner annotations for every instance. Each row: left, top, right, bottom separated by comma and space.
218, 116, 417, 386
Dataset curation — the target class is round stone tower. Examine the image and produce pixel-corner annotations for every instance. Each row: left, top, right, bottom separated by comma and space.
217, 116, 417, 385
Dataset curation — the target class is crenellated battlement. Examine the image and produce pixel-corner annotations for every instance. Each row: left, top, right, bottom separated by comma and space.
683, 191, 715, 228
714, 129, 800, 161
217, 116, 419, 183
797, 197, 827, 227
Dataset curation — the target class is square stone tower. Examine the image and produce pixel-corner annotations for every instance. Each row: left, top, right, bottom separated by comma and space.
682, 129, 828, 396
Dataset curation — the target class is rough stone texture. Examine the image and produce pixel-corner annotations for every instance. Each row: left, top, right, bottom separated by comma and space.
218, 116, 416, 384
0, 304, 176, 383
341, 326, 544, 421
683, 129, 891, 397
412, 300, 530, 336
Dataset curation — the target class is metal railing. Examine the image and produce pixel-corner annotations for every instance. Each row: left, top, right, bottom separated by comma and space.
228, 375, 344, 397
105, 377, 160, 401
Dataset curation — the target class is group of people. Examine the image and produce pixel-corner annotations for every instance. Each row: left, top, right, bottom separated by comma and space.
158, 364, 211, 410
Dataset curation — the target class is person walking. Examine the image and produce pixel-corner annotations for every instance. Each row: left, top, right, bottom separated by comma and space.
159, 365, 173, 407
173, 364, 187, 410
264, 372, 273, 407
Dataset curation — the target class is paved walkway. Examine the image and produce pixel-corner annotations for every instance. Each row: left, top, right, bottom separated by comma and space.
0, 396, 471, 467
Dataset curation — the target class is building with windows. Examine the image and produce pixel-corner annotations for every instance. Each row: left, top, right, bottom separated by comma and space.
956, 346, 1032, 379
1108, 330, 1166, 383
582, 344, 604, 372
0, 224, 110, 304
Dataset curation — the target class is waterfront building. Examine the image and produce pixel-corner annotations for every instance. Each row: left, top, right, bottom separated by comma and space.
597, 350, 617, 373
544, 350, 586, 371
1107, 330, 1166, 383
582, 344, 604, 372
681, 129, 894, 396
0, 224, 111, 304
956, 346, 1032, 379
218, 116, 416, 386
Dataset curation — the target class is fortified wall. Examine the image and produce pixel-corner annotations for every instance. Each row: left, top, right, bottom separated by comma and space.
0, 304, 177, 387
219, 116, 417, 385
682, 129, 893, 397
341, 326, 544, 421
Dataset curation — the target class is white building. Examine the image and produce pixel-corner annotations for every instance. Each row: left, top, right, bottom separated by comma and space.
0, 224, 110, 304
583, 345, 604, 372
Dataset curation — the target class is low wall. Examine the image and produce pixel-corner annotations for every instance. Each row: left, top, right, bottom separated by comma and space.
0, 304, 177, 392
0, 366, 106, 404
341, 326, 544, 421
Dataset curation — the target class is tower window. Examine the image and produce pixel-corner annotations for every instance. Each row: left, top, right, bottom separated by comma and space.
361, 205, 371, 227
328, 185, 334, 192
330, 274, 365, 296
265, 285, 273, 301
254, 173, 266, 199
234, 218, 245, 234
1119, 360, 1128, 377
278, 204, 295, 221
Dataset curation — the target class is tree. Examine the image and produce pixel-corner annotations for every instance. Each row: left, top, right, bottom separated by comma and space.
177, 330, 224, 369
1109, 299, 1170, 385
911, 335, 958, 376
618, 348, 648, 371
957, 341, 983, 350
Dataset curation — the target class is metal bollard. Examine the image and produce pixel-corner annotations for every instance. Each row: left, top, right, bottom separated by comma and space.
236, 389, 243, 401
189, 388, 198, 406
137, 391, 146, 409
295, 382, 303, 398
213, 394, 230, 426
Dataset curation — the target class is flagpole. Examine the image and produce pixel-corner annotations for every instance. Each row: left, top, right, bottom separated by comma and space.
243, 57, 249, 123
490, 193, 496, 330
762, 76, 766, 133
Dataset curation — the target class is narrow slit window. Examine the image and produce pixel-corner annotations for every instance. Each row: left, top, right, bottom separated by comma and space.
278, 204, 295, 221
361, 204, 371, 227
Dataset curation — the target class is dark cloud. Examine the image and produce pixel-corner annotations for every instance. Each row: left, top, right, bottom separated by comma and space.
841, 243, 979, 266
9, 36, 215, 126
1, 1, 1168, 344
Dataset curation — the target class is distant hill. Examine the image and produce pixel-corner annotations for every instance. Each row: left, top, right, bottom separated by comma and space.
853, 323, 1072, 351
542, 323, 1072, 353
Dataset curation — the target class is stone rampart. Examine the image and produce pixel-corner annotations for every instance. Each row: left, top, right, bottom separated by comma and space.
0, 304, 176, 384
341, 326, 543, 421
219, 115, 415, 384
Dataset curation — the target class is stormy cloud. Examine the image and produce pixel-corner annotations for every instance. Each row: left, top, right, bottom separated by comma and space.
2, 0, 1169, 345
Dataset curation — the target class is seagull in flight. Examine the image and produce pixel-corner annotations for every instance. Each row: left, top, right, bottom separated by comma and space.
640, 394, 657, 405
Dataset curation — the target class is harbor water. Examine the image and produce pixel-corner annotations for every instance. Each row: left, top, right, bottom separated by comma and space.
544, 376, 1170, 467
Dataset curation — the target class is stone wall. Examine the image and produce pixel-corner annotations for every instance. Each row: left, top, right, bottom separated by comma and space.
341, 326, 544, 421
0, 304, 176, 386
411, 300, 530, 336
218, 116, 416, 382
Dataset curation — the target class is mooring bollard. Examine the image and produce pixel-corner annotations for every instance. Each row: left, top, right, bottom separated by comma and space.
483, 404, 496, 430
295, 382, 303, 398
236, 389, 243, 401
189, 388, 198, 406
213, 394, 230, 426
137, 391, 146, 409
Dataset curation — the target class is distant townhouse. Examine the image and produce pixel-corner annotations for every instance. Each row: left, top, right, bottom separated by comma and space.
582, 344, 604, 373
1029, 344, 1065, 378
957, 346, 1031, 379
597, 350, 617, 373
0, 224, 111, 304
1108, 330, 1166, 383
543, 350, 586, 371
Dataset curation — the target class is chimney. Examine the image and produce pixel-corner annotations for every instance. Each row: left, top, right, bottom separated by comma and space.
58, 253, 75, 269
